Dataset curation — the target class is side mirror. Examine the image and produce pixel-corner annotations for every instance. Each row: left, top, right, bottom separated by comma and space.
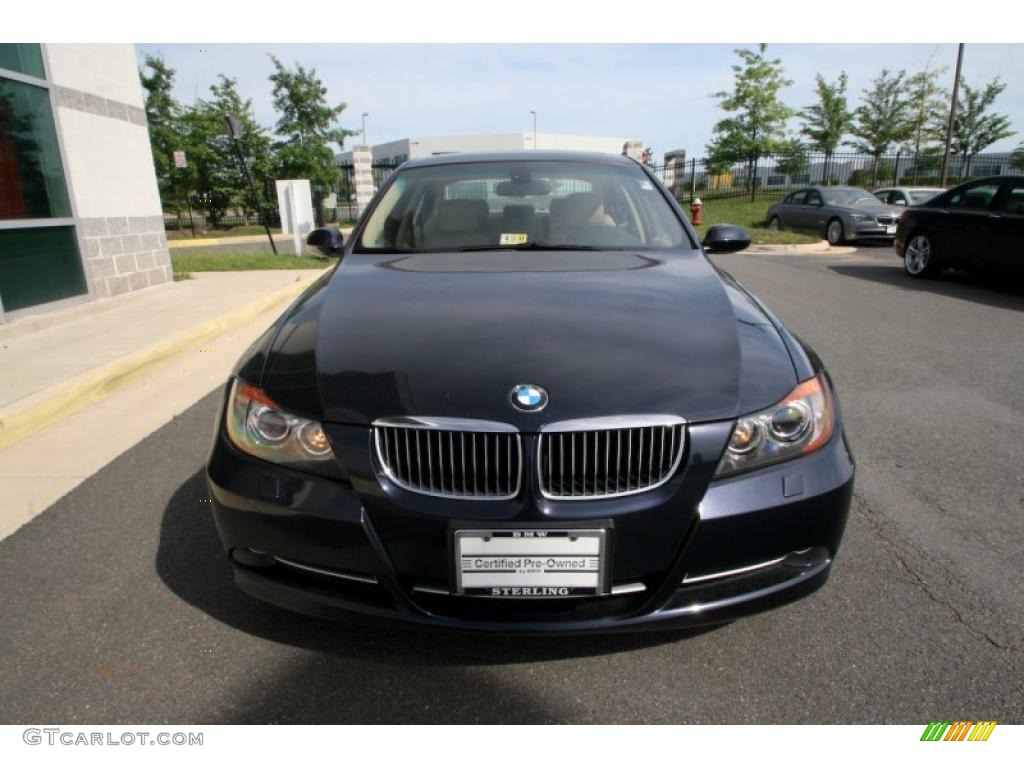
702, 224, 751, 254
894, 198, 907, 206
306, 226, 344, 257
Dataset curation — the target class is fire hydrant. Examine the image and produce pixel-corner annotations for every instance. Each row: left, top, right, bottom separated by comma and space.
689, 197, 703, 226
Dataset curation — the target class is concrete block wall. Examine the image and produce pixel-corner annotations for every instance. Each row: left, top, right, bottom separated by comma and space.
44, 44, 172, 299
78, 216, 172, 298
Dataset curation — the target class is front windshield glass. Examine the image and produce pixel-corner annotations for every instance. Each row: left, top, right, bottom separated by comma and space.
909, 190, 940, 204
821, 188, 877, 206
356, 160, 689, 252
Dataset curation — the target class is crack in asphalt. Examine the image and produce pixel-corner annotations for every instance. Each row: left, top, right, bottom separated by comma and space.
851, 491, 1014, 652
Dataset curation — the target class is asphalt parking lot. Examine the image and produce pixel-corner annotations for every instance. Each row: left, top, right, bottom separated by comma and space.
1, 244, 1022, 724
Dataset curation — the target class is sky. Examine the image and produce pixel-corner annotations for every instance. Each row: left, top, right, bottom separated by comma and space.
136, 44, 1024, 158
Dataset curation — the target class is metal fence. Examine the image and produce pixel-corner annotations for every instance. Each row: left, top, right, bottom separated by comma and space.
332, 162, 401, 222
163, 208, 281, 233
650, 150, 1024, 205
163, 163, 402, 233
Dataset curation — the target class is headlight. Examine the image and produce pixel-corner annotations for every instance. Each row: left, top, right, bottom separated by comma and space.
715, 373, 835, 478
224, 378, 342, 477
851, 213, 873, 222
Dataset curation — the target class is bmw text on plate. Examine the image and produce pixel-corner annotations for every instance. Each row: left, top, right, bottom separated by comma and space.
206, 151, 854, 633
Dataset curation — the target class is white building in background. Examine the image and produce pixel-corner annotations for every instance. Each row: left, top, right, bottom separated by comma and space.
335, 132, 642, 166
0, 43, 170, 321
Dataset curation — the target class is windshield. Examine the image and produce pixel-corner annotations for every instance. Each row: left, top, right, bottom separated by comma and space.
356, 160, 688, 252
909, 189, 941, 204
821, 188, 877, 206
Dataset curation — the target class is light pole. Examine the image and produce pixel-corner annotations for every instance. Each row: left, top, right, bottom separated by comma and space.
940, 44, 965, 188
529, 110, 537, 150
223, 113, 277, 255
361, 112, 369, 148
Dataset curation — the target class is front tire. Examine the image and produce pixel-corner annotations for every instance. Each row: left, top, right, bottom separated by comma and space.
768, 216, 782, 231
826, 218, 844, 245
904, 232, 939, 277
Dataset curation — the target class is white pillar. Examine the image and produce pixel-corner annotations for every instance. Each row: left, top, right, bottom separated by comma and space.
622, 140, 644, 162
352, 145, 374, 219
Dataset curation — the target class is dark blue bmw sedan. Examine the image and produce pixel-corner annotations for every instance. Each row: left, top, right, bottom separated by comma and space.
207, 151, 854, 633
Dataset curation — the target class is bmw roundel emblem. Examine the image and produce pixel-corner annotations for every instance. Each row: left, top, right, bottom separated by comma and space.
510, 384, 548, 412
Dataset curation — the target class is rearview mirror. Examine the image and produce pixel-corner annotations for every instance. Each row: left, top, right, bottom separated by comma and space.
702, 224, 752, 254
306, 226, 344, 257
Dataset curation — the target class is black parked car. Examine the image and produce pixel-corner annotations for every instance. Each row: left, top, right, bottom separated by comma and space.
207, 151, 854, 633
894, 176, 1024, 277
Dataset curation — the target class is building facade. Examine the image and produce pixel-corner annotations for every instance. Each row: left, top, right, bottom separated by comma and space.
336, 132, 641, 166
0, 44, 170, 322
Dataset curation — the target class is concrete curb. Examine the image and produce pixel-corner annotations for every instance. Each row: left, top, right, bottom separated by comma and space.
0, 271, 325, 451
746, 240, 857, 255
168, 234, 289, 249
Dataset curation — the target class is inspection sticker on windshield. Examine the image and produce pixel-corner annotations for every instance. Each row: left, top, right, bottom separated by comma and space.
499, 233, 529, 246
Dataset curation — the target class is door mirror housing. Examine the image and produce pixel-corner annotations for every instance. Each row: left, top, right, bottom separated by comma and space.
893, 198, 907, 206
306, 226, 344, 257
702, 224, 752, 254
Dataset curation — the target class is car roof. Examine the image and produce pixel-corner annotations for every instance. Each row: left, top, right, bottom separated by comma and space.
953, 175, 1024, 185
400, 150, 639, 169
797, 186, 864, 192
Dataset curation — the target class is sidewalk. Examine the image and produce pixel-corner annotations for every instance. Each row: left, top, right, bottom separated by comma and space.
0, 269, 327, 450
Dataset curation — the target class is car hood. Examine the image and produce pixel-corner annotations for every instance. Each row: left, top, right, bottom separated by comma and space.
255, 250, 799, 428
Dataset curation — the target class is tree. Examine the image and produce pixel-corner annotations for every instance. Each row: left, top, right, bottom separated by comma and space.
904, 65, 948, 181
950, 78, 1015, 176
799, 72, 852, 185
138, 54, 183, 211
774, 139, 808, 180
847, 69, 913, 187
1012, 144, 1024, 173
177, 103, 233, 227
206, 75, 276, 217
706, 44, 794, 195
268, 55, 355, 189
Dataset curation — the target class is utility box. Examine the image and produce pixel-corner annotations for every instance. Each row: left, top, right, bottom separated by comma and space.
275, 180, 315, 236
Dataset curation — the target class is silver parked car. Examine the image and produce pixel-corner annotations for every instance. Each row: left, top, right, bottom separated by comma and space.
767, 186, 905, 245
872, 186, 946, 208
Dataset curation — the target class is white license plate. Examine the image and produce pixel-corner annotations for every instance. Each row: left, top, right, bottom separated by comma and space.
885, 225, 897, 234
454, 528, 607, 597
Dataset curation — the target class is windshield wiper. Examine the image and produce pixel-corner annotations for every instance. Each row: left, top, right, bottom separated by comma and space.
454, 242, 601, 252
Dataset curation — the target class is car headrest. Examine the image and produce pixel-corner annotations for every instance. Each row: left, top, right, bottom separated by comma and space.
434, 199, 488, 233
502, 204, 535, 220
962, 192, 990, 209
1004, 193, 1024, 214
562, 192, 602, 226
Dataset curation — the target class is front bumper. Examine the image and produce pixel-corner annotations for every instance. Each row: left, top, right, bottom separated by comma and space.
849, 222, 899, 240
207, 389, 855, 634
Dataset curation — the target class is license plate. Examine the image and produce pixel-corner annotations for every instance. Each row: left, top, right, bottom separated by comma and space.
454, 528, 607, 597
885, 225, 897, 234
